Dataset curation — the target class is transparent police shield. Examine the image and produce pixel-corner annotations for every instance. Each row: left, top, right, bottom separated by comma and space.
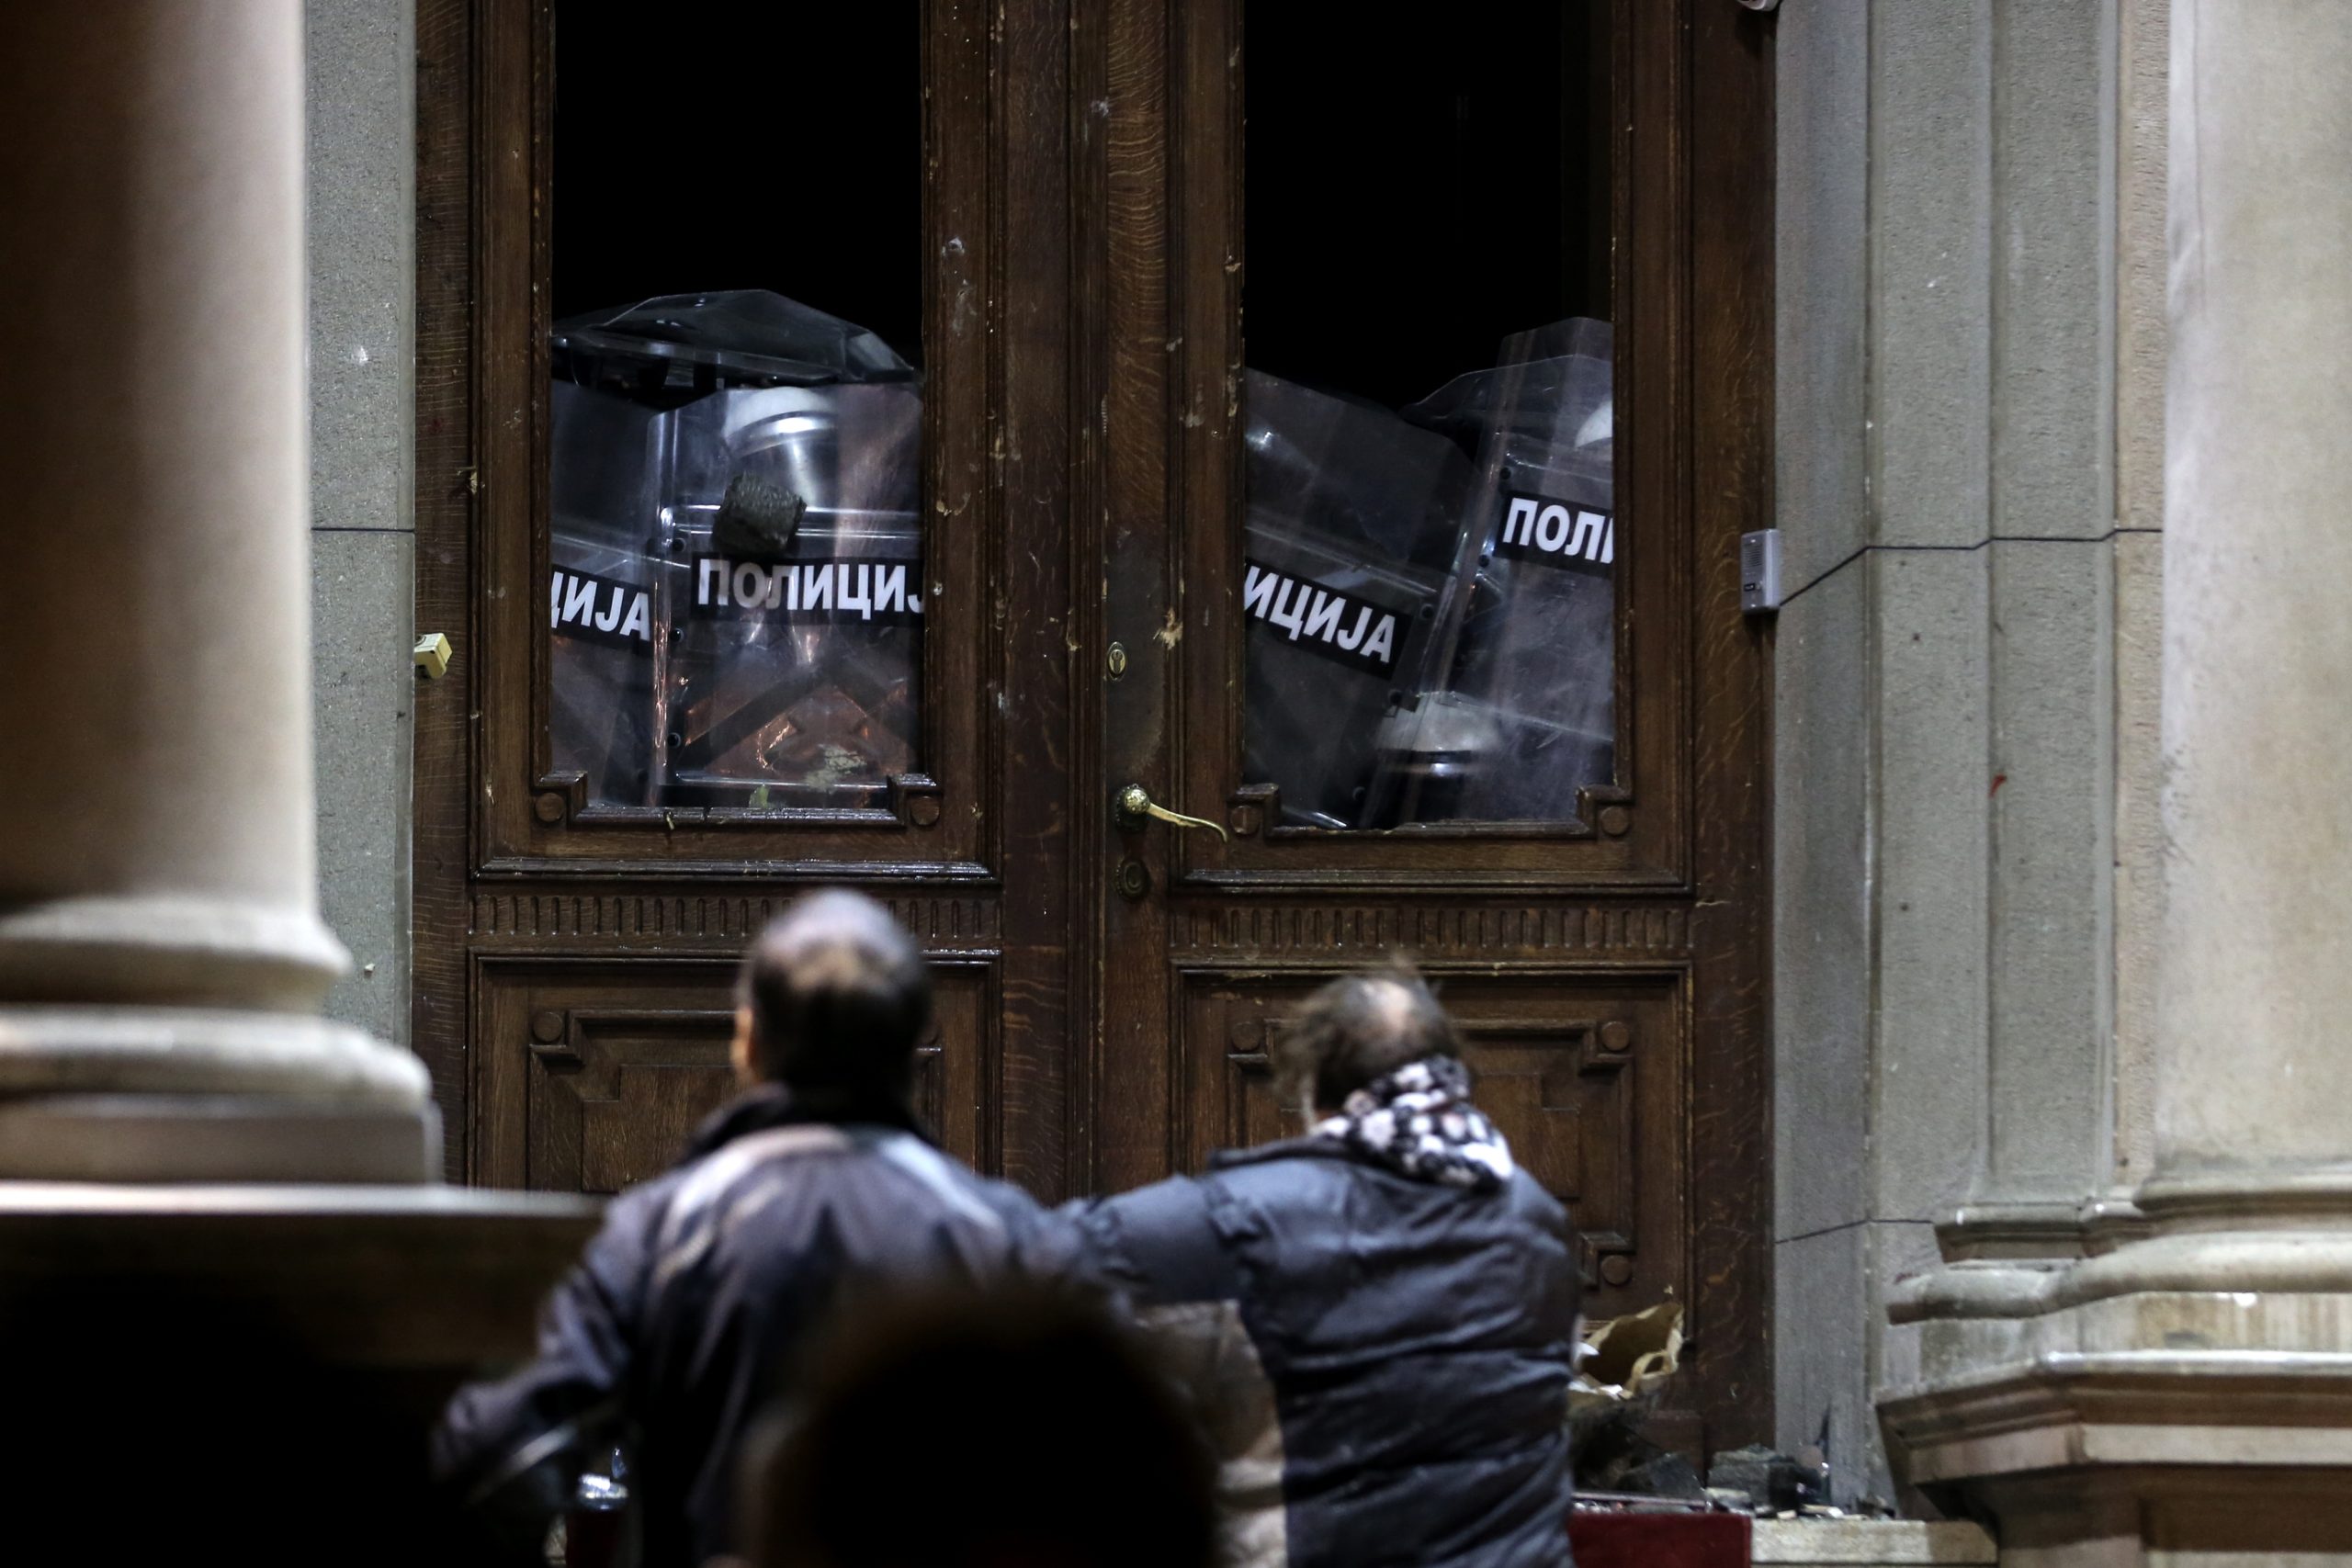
548, 384, 666, 806
1239, 370, 1469, 829
547, 291, 923, 812
1372, 319, 1616, 824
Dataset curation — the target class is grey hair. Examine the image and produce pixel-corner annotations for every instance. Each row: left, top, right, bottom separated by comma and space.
1271, 960, 1460, 1116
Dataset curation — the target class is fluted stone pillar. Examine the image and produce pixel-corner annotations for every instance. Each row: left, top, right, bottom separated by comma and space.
1884, 5, 2352, 1558
0, 1, 433, 1180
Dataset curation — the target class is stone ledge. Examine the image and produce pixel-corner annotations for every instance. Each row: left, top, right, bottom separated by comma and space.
1751, 1518, 1995, 1565
1885, 1356, 2352, 1487
1930, 1198, 2154, 1266
1936, 1201, 2090, 1264
0, 1181, 600, 1368
0, 1183, 603, 1561
1895, 1232, 2352, 1325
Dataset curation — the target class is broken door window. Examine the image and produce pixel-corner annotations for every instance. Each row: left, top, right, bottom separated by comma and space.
1239, 0, 1615, 828
548, 291, 923, 811
545, 4, 921, 818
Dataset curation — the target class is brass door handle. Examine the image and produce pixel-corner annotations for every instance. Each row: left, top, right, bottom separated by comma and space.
1114, 784, 1228, 842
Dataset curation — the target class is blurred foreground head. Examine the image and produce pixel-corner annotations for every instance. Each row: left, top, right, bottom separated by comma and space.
734, 889, 932, 1107
1273, 958, 1460, 1116
743, 1286, 1216, 1568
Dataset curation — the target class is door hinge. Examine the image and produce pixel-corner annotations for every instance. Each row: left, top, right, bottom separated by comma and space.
1740, 529, 1783, 615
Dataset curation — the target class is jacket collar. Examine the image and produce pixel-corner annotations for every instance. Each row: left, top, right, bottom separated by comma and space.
679, 1080, 933, 1166
1211, 1133, 1516, 1183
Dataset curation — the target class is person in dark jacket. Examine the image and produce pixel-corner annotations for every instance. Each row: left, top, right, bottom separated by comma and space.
1062, 964, 1582, 1568
433, 890, 1058, 1568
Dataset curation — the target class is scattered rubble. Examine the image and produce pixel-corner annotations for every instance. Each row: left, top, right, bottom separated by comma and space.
1707, 1443, 1828, 1512
1568, 1302, 1845, 1520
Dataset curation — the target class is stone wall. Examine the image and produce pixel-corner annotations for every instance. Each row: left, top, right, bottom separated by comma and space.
1770, 0, 2166, 1500
307, 0, 415, 1049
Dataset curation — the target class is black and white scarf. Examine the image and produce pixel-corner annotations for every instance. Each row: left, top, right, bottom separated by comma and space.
1310, 1055, 1515, 1191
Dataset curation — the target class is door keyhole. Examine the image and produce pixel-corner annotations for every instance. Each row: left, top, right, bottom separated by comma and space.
1114, 857, 1150, 900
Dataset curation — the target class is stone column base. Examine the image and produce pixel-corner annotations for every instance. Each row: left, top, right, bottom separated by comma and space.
1883, 1238, 2352, 1563
0, 1095, 441, 1182
0, 1005, 437, 1181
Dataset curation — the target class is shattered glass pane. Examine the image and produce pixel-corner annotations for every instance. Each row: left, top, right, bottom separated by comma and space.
548, 291, 923, 812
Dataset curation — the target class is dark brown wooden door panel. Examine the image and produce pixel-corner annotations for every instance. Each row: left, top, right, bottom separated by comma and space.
1081, 0, 1772, 1456
475, 955, 999, 1191
531, 1009, 735, 1196
417, 0, 1080, 1203
1173, 965, 1686, 1321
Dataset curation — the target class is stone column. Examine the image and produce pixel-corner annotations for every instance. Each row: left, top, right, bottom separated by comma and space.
1885, 6, 2352, 1558
0, 19, 591, 1525
0, 1, 433, 1180
2140, 0, 2352, 1221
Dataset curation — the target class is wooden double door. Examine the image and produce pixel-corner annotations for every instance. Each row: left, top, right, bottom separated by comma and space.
415, 0, 1771, 1454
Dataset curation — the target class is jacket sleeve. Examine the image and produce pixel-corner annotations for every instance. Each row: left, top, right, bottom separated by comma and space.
429, 1187, 659, 1555
1056, 1175, 1242, 1308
